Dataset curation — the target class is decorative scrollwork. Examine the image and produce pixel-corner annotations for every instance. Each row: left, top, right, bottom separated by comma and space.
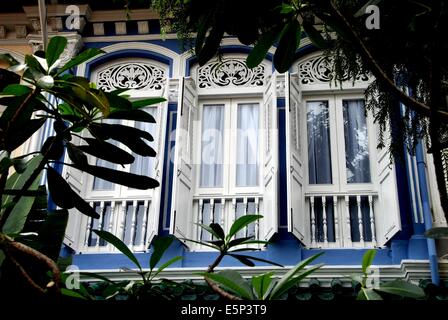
198, 59, 265, 89
96, 62, 166, 92
298, 55, 370, 85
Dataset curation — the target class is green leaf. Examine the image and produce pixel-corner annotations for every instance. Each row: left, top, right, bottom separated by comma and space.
61, 288, 88, 300
180, 238, 221, 250
151, 256, 182, 279
358, 288, 383, 300
302, 22, 331, 49
280, 4, 295, 14
108, 109, 156, 123
41, 136, 65, 160
226, 215, 263, 241
269, 252, 324, 300
77, 271, 116, 284
66, 143, 88, 166
376, 280, 425, 298
0, 69, 21, 91
77, 138, 135, 165
150, 236, 175, 270
202, 270, 254, 299
198, 25, 225, 66
228, 254, 255, 267
46, 166, 100, 219
209, 223, 225, 240
229, 254, 284, 268
132, 97, 166, 109
58, 48, 105, 74
46, 36, 68, 69
0, 53, 20, 66
362, 249, 376, 274
270, 264, 324, 300
424, 227, 448, 239
195, 223, 225, 241
93, 229, 142, 271
75, 164, 160, 190
246, 26, 281, 69
252, 272, 274, 300
274, 20, 301, 73
228, 236, 255, 247
5, 118, 46, 152
1, 155, 43, 234
0, 84, 32, 97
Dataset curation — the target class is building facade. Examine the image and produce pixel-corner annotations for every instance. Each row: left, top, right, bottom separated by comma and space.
1, 3, 447, 285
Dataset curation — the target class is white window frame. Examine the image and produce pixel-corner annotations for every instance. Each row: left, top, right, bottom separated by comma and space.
195, 98, 264, 197
304, 93, 378, 195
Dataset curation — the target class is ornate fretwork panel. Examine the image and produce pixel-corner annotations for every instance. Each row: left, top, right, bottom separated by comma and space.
297, 55, 369, 85
96, 62, 166, 92
197, 59, 265, 89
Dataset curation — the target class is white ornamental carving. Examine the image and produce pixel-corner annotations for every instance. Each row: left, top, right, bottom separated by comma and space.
298, 55, 369, 85
198, 59, 265, 89
97, 63, 166, 92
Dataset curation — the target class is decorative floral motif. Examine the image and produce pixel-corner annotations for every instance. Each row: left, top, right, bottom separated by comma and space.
198, 59, 265, 89
298, 55, 370, 85
97, 63, 166, 91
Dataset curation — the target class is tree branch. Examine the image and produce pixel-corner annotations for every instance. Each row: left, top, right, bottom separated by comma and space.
329, 1, 448, 122
205, 252, 242, 301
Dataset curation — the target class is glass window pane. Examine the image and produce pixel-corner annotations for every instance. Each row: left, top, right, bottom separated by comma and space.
236, 103, 259, 187
343, 100, 371, 183
307, 101, 332, 184
200, 105, 224, 187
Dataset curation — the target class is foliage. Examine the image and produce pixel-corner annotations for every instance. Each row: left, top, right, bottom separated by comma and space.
200, 253, 324, 300
350, 249, 425, 300
61, 231, 182, 300
184, 215, 282, 268
0, 35, 164, 296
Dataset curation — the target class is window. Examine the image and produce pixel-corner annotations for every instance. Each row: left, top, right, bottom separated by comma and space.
194, 99, 262, 244
171, 74, 279, 248
286, 72, 401, 249
63, 58, 168, 253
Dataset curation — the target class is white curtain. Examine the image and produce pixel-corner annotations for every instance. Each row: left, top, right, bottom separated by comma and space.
307, 101, 332, 184
200, 105, 224, 187
236, 104, 259, 187
343, 100, 371, 183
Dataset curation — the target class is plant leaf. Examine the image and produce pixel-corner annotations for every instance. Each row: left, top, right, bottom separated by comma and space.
376, 280, 425, 298
270, 264, 324, 300
61, 288, 88, 300
46, 166, 99, 218
358, 288, 383, 300
362, 249, 376, 274
233, 254, 284, 267
226, 215, 263, 241
46, 36, 67, 69
151, 256, 182, 279
202, 270, 254, 299
75, 164, 160, 190
252, 272, 274, 300
58, 48, 105, 74
269, 252, 324, 299
77, 138, 135, 165
228, 254, 255, 267
132, 97, 166, 109
93, 229, 142, 271
274, 20, 300, 73
150, 236, 175, 270
108, 109, 156, 123
302, 21, 331, 49
209, 223, 225, 240
246, 26, 281, 68
1, 155, 43, 234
